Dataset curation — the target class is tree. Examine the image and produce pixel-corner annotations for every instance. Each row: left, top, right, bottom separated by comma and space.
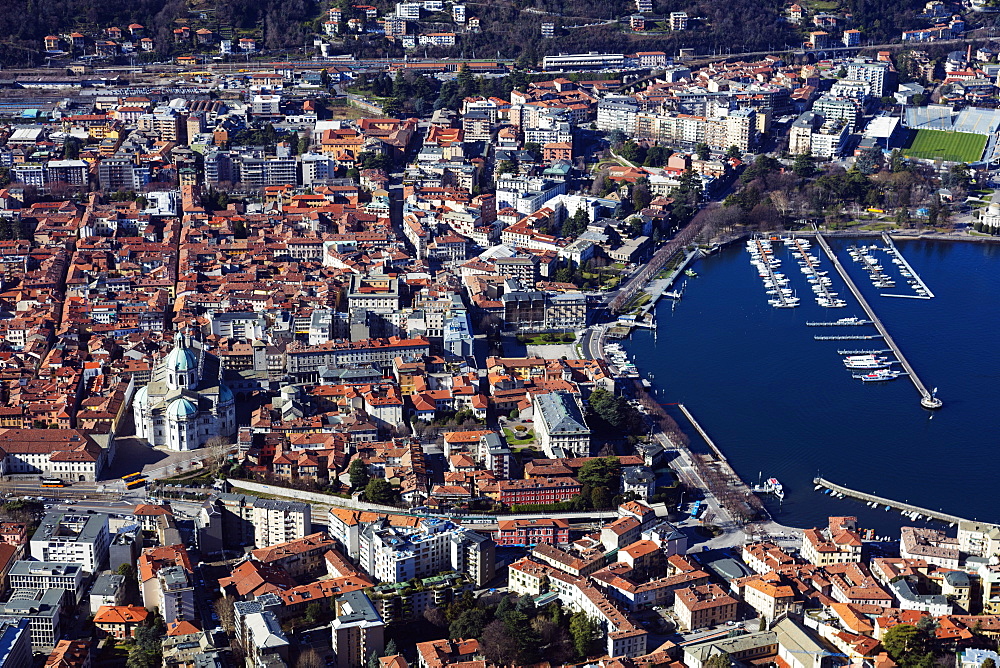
591, 486, 613, 509
496, 159, 518, 176
303, 602, 322, 624
449, 608, 491, 639
607, 129, 627, 146
619, 140, 644, 165
480, 619, 519, 665
364, 479, 396, 505
297, 648, 324, 668
216, 594, 237, 632
523, 142, 542, 161
569, 612, 599, 659
349, 458, 370, 490
705, 653, 731, 668
383, 639, 398, 657
695, 142, 712, 160
792, 153, 816, 178
882, 624, 925, 667
726, 145, 743, 160
632, 179, 651, 212
63, 136, 82, 159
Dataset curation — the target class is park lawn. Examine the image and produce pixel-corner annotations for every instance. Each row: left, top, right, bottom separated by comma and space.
517, 333, 576, 345
903, 129, 987, 164
503, 428, 535, 445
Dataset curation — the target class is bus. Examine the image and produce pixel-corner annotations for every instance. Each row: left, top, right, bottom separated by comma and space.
40, 478, 67, 488
122, 472, 144, 483
689, 500, 704, 519
125, 477, 147, 490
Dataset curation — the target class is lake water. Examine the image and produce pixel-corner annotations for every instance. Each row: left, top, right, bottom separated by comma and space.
624, 237, 1000, 533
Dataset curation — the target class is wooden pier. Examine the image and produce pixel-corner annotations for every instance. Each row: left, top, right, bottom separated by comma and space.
814, 477, 966, 525
815, 234, 942, 409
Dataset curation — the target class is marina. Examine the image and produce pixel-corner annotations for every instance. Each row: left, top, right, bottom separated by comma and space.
624, 238, 1000, 530
813, 477, 967, 525
746, 238, 800, 308
815, 234, 942, 408
882, 233, 935, 298
786, 237, 846, 308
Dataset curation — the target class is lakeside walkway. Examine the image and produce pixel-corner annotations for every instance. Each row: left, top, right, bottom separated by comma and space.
815, 233, 942, 409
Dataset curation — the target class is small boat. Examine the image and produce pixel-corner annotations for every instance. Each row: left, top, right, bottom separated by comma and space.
766, 477, 785, 500
685, 269, 697, 278
856, 369, 902, 382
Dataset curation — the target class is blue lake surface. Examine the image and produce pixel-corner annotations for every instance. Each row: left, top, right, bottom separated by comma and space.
624, 238, 1000, 533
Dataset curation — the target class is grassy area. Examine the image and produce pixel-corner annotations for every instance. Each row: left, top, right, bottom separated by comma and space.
329, 104, 368, 120
503, 428, 536, 445
904, 129, 987, 163
517, 333, 576, 345
804, 0, 839, 10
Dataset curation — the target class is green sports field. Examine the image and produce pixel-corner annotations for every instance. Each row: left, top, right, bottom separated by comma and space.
903, 129, 987, 163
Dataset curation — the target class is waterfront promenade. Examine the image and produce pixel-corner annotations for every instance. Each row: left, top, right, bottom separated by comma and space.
815, 233, 942, 409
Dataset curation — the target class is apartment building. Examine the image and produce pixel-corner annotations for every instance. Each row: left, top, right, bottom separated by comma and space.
330, 591, 385, 668
30, 513, 110, 573
252, 499, 311, 549
0, 588, 64, 651
597, 96, 639, 134
251, 533, 336, 578
801, 517, 863, 566
359, 518, 495, 586
674, 583, 739, 631
8, 562, 85, 603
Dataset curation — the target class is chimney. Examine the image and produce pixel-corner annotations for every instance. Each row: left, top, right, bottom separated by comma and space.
967, 43, 972, 63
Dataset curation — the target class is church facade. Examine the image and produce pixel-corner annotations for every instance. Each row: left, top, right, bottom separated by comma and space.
133, 334, 236, 451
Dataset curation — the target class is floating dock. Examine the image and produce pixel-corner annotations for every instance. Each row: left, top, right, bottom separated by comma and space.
814, 477, 965, 525
815, 234, 942, 409
805, 320, 873, 327
882, 233, 935, 299
814, 335, 882, 340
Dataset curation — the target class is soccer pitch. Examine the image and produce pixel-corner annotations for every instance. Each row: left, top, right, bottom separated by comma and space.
903, 129, 987, 163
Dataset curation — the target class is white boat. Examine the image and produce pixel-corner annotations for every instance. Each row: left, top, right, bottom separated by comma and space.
844, 358, 893, 369
766, 478, 785, 500
855, 369, 902, 382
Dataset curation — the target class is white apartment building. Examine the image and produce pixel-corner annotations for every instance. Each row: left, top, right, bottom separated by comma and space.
396, 2, 421, 19
845, 60, 890, 97
597, 96, 639, 134
30, 513, 110, 573
359, 518, 495, 586
252, 499, 311, 548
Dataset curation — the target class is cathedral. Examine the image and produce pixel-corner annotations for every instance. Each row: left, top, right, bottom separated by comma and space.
133, 334, 236, 451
